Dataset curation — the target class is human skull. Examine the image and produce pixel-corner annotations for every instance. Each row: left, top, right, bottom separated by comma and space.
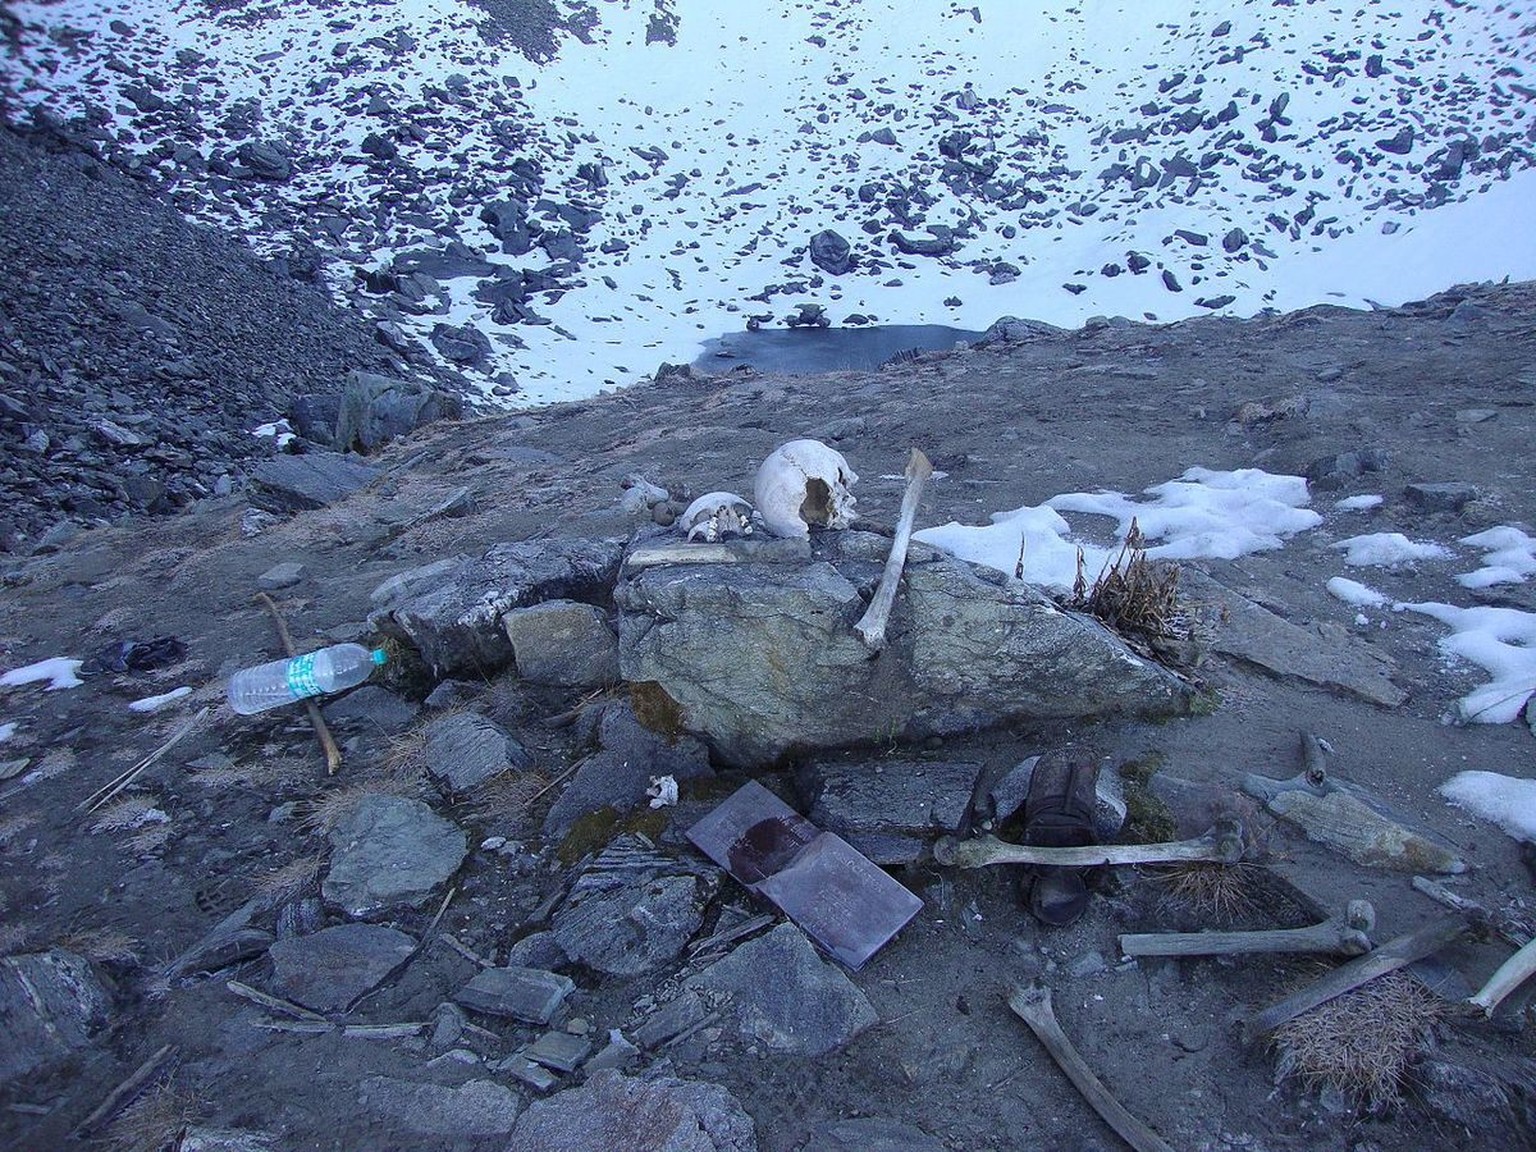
753, 439, 858, 539
680, 491, 756, 543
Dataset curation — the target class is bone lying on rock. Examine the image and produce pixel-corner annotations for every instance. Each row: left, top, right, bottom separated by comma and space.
933, 821, 1243, 869
1469, 935, 1536, 1016
623, 538, 811, 570
1119, 900, 1376, 958
855, 447, 933, 651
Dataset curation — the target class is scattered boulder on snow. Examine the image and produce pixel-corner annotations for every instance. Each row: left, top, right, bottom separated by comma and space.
809, 229, 853, 275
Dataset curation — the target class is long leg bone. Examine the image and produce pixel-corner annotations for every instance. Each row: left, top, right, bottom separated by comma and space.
1119, 900, 1376, 958
934, 821, 1244, 869
1008, 984, 1176, 1152
854, 447, 933, 651
1469, 935, 1536, 1015
1243, 915, 1470, 1044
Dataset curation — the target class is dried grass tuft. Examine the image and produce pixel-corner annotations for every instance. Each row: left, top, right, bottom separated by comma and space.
1271, 970, 1444, 1109
106, 1082, 201, 1152
1152, 861, 1263, 926
0, 922, 35, 957
91, 795, 166, 834
298, 779, 411, 836
464, 770, 549, 830
60, 927, 142, 966
1069, 519, 1183, 642
0, 811, 40, 850
251, 854, 324, 909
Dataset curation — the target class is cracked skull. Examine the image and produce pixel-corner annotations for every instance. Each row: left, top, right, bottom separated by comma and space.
680, 491, 757, 543
753, 439, 858, 539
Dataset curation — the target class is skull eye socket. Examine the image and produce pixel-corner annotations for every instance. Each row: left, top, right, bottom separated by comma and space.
800, 478, 834, 526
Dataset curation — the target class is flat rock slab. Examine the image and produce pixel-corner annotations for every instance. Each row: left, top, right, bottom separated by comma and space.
267, 923, 416, 1013
455, 966, 575, 1025
618, 533, 1193, 766
804, 1117, 947, 1152
1182, 569, 1407, 706
506, 1069, 757, 1152
0, 949, 111, 1084
801, 758, 979, 865
319, 685, 418, 735
371, 537, 625, 675
422, 710, 532, 795
250, 452, 380, 513
357, 1075, 522, 1139
687, 923, 877, 1056
323, 794, 467, 917
551, 835, 719, 976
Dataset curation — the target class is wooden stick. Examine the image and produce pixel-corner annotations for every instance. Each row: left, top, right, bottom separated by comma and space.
253, 592, 342, 775
1243, 915, 1470, 1043
1412, 875, 1533, 949
1008, 984, 1175, 1152
855, 448, 934, 650
225, 979, 328, 1023
935, 822, 1244, 869
1120, 901, 1375, 959
81, 706, 210, 814
71, 1044, 176, 1138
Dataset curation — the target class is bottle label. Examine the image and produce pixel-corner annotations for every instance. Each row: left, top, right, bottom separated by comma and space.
285, 653, 321, 699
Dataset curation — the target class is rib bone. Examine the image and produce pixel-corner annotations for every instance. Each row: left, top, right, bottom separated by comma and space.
1469, 935, 1536, 1015
933, 820, 1244, 869
1009, 984, 1175, 1152
854, 447, 933, 651
1119, 900, 1376, 958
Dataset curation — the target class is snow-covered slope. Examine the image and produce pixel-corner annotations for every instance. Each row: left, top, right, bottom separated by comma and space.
3, 0, 1533, 404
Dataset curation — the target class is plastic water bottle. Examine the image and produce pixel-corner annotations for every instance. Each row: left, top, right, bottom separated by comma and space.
227, 643, 387, 715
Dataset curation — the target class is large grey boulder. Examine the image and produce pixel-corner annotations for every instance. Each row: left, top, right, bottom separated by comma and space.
686, 923, 877, 1056
323, 794, 467, 917
332, 370, 462, 454
0, 949, 111, 1084
503, 598, 619, 687
357, 1076, 522, 1139
267, 924, 416, 1013
371, 537, 625, 675
506, 1069, 756, 1152
617, 533, 1192, 766
250, 452, 380, 512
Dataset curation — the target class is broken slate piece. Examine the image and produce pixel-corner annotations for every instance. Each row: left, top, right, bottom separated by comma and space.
0, 949, 111, 1085
506, 1069, 756, 1152
688, 922, 878, 1056
633, 987, 711, 1050
801, 757, 980, 865
323, 794, 468, 917
804, 1117, 947, 1152
256, 561, 307, 591
524, 1029, 592, 1073
319, 685, 418, 735
551, 835, 718, 977
455, 966, 575, 1025
422, 710, 532, 795
250, 452, 380, 513
267, 924, 417, 1013
497, 1053, 560, 1092
688, 780, 922, 970
357, 1076, 522, 1139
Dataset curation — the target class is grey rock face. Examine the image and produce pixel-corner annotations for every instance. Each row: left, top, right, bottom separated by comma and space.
266, 923, 416, 1013
250, 452, 381, 512
801, 758, 980, 865
0, 949, 111, 1084
372, 537, 625, 676
618, 535, 1192, 766
809, 228, 853, 275
687, 923, 877, 1056
322, 794, 467, 917
454, 966, 575, 1024
422, 711, 532, 795
506, 1069, 757, 1152
503, 598, 619, 687
543, 700, 712, 840
333, 370, 462, 454
319, 685, 418, 736
551, 835, 719, 976
357, 1076, 522, 1138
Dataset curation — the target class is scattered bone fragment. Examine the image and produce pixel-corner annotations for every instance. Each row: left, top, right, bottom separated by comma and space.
1244, 915, 1471, 1043
1119, 900, 1375, 958
1242, 732, 1466, 874
1469, 935, 1536, 1015
1008, 984, 1176, 1152
934, 821, 1243, 869
855, 447, 933, 651
1411, 875, 1533, 949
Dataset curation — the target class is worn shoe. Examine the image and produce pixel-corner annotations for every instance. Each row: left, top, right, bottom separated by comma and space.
1021, 752, 1100, 928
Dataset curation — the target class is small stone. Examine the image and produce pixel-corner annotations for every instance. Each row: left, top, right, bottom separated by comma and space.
0, 950, 111, 1085
422, 711, 532, 795
1067, 950, 1108, 979
256, 561, 307, 591
497, 1054, 561, 1092
357, 1076, 522, 1138
584, 1028, 640, 1073
455, 966, 575, 1025
524, 1029, 592, 1072
803, 1117, 947, 1152
1404, 482, 1480, 513
506, 1070, 756, 1152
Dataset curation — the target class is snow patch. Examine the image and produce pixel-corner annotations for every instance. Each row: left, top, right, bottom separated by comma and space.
1334, 532, 1453, 567
1456, 525, 1536, 590
1441, 771, 1536, 843
0, 657, 85, 691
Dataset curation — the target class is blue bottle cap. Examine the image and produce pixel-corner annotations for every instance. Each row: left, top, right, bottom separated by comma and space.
370, 649, 388, 666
